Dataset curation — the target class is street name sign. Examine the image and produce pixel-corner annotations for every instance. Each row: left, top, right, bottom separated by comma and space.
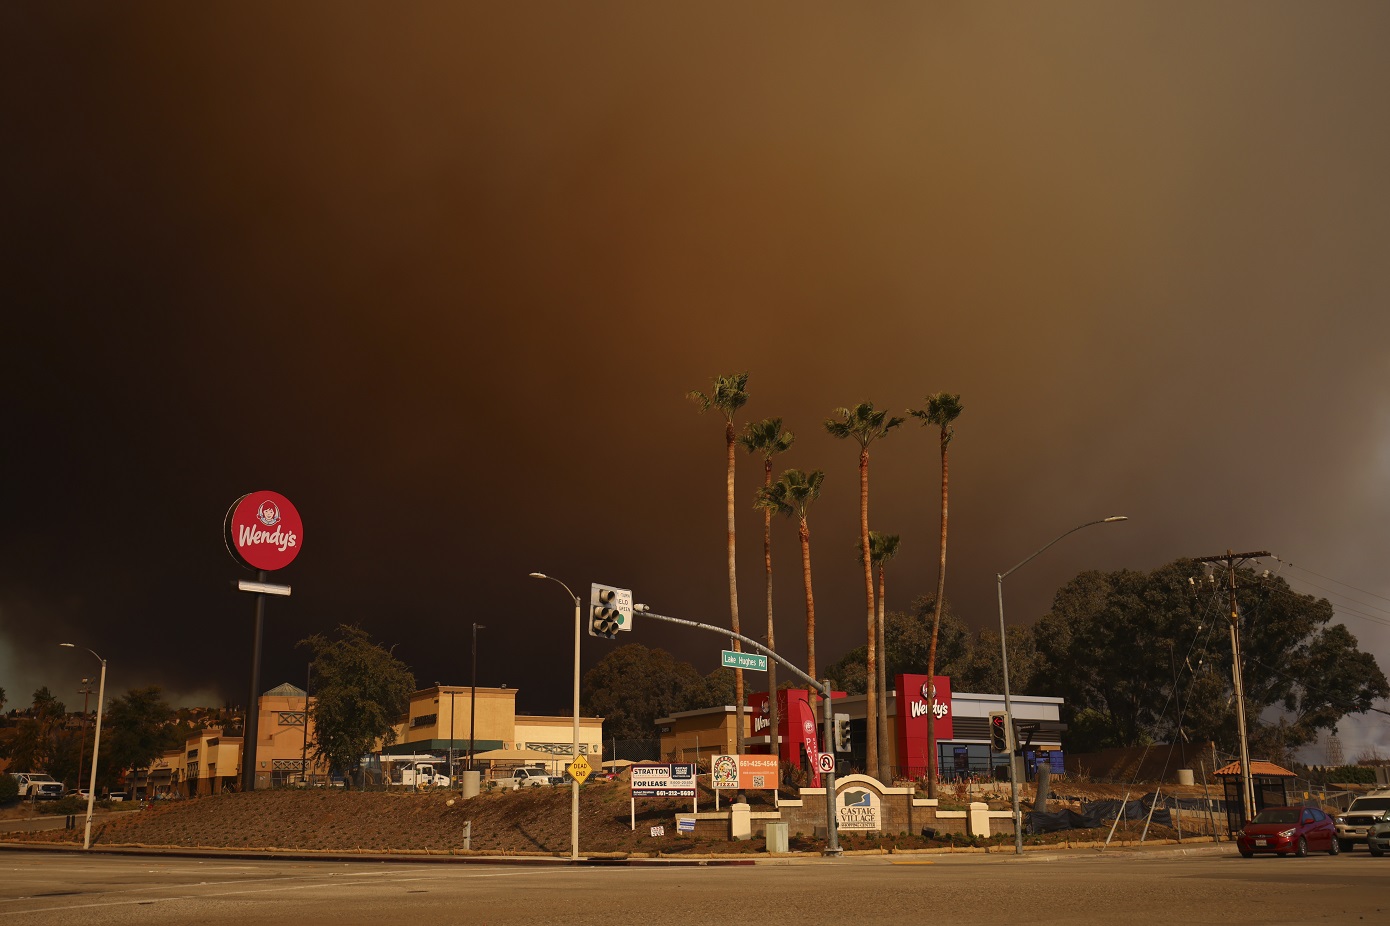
720, 650, 768, 672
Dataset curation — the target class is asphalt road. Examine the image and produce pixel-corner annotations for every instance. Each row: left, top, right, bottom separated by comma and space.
2, 848, 1386, 926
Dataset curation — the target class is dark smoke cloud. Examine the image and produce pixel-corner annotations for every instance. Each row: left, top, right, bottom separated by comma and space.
4, 4, 1388, 758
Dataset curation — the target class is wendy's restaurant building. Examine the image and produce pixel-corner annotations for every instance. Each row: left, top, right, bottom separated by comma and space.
659, 674, 1065, 784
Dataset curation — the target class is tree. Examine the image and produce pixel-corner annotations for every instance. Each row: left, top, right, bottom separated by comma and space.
0, 686, 6, 711
688, 372, 751, 752
868, 531, 900, 782
829, 599, 976, 695
1, 687, 67, 774
740, 416, 794, 758
580, 643, 708, 742
299, 625, 415, 788
825, 402, 903, 776
1031, 559, 1390, 756
758, 468, 826, 711
909, 391, 962, 797
100, 686, 180, 793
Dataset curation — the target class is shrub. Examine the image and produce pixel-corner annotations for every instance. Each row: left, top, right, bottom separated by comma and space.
0, 775, 18, 804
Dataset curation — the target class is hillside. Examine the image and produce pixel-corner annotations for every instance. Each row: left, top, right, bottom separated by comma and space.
4, 777, 1208, 855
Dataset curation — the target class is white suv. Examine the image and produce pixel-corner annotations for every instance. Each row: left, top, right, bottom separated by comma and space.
1335, 791, 1390, 852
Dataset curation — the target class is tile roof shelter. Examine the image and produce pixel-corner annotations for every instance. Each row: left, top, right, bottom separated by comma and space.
1215, 760, 1297, 832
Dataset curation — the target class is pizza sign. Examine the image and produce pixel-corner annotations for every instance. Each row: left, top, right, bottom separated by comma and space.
224, 491, 303, 572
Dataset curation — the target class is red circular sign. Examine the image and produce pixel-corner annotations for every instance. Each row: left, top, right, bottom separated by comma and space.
224, 491, 303, 572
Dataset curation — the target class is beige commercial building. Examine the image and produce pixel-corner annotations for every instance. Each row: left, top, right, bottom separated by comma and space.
142, 682, 603, 795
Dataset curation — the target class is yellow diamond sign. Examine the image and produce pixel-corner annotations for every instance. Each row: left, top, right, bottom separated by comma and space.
567, 755, 592, 784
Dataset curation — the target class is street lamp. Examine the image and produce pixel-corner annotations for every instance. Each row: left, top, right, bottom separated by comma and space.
59, 643, 106, 850
75, 677, 94, 799
996, 516, 1127, 855
468, 622, 485, 773
529, 572, 582, 861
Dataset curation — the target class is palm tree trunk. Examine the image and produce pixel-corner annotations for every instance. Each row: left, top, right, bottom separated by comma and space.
860, 448, 877, 777
763, 459, 779, 765
726, 421, 744, 754
876, 563, 891, 783
799, 518, 816, 722
925, 433, 949, 798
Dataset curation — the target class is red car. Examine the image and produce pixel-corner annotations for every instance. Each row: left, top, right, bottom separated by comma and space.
1237, 806, 1338, 857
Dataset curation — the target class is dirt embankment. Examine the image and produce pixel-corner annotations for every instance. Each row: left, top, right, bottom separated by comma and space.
4, 778, 1214, 855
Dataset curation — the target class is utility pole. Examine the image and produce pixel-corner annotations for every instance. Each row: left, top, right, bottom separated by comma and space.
301, 661, 312, 786
1195, 549, 1270, 830
76, 678, 94, 794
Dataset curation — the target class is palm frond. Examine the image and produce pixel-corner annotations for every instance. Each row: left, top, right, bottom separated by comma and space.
689, 372, 750, 420
739, 416, 794, 456
825, 402, 903, 447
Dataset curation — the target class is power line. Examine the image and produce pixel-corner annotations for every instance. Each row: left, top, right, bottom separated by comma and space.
1274, 557, 1390, 607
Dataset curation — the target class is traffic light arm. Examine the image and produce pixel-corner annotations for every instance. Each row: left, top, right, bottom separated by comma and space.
634, 607, 830, 699
636, 605, 841, 857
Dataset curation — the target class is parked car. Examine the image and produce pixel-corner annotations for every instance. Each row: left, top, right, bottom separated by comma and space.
10, 773, 64, 801
509, 767, 562, 789
106, 791, 128, 802
1335, 791, 1390, 852
1237, 806, 1338, 857
1367, 815, 1390, 857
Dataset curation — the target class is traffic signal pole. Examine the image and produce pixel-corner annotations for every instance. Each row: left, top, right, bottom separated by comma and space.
634, 606, 841, 856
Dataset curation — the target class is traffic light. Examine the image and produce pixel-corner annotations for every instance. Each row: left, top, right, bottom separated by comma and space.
988, 711, 1012, 753
589, 583, 632, 639
833, 713, 851, 753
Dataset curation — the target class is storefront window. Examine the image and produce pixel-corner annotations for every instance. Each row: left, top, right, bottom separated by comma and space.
936, 743, 994, 780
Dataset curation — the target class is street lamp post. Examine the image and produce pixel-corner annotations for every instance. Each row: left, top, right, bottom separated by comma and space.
301, 661, 312, 787
529, 573, 582, 861
75, 677, 93, 799
996, 516, 1127, 855
469, 622, 484, 772
60, 644, 106, 851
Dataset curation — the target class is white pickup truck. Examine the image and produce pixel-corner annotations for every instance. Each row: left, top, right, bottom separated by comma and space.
509, 767, 563, 789
395, 763, 451, 789
10, 773, 64, 800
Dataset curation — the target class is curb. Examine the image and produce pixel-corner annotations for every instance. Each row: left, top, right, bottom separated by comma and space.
0, 842, 759, 866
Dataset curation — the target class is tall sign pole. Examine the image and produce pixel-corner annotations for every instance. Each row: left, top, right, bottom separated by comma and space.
226, 491, 304, 792
1195, 549, 1270, 829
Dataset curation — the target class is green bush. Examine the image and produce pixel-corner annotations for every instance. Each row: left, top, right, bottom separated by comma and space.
39, 796, 89, 816
0, 775, 18, 803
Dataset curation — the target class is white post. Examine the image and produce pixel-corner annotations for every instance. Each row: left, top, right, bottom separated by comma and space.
530, 574, 583, 861
84, 657, 106, 850
571, 593, 581, 861
61, 644, 107, 851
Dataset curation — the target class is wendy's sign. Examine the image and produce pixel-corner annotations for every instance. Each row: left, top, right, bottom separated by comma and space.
894, 674, 952, 779
224, 491, 303, 572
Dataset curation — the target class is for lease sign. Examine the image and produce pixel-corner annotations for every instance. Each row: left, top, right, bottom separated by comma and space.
629, 763, 696, 797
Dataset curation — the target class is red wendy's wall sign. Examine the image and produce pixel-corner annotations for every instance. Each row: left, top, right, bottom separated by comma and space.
224, 491, 303, 572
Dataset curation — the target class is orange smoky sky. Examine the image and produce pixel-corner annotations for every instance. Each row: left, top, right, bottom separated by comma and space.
4, 4, 1389, 756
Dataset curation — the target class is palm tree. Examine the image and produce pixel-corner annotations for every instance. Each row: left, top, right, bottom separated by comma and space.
869, 530, 901, 783
739, 417, 794, 761
757, 468, 826, 720
688, 372, 751, 752
909, 392, 963, 799
825, 403, 904, 777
